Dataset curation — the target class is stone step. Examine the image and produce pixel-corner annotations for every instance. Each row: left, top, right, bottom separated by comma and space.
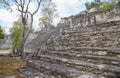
27, 60, 103, 78
70, 47, 120, 53
46, 47, 120, 57
37, 54, 120, 75
51, 36, 119, 44
40, 50, 120, 66
18, 67, 55, 78
63, 26, 120, 34
59, 38, 119, 43
50, 36, 120, 47
55, 43, 119, 50
63, 28, 120, 35
53, 47, 120, 54
48, 29, 120, 41
55, 41, 120, 48
63, 21, 120, 34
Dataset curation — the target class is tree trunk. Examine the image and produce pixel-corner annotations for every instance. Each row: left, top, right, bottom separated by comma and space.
14, 0, 42, 57
19, 18, 26, 56
19, 38, 25, 56
19, 15, 33, 57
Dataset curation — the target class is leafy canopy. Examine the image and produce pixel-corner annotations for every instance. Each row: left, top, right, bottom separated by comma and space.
39, 0, 58, 26
85, 0, 116, 11
0, 26, 5, 39
10, 19, 34, 53
102, 1, 115, 11
85, 0, 102, 10
10, 19, 23, 53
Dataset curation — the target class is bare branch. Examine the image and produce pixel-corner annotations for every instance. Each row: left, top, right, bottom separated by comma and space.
25, 0, 31, 13
20, 0, 22, 6
17, 9, 32, 15
14, 0, 22, 7
33, 0, 42, 15
24, 0, 31, 23
26, 0, 31, 11
22, 0, 25, 10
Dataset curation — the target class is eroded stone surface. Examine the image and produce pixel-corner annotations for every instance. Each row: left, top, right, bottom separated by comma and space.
18, 2, 120, 78
18, 67, 55, 78
27, 60, 101, 78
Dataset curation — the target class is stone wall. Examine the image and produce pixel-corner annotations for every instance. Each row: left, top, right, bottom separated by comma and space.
60, 2, 120, 27
25, 21, 70, 52
0, 35, 11, 50
45, 21, 120, 51
20, 18, 120, 78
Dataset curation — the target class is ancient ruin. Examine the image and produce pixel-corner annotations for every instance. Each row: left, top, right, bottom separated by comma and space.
16, 2, 120, 78
0, 35, 11, 50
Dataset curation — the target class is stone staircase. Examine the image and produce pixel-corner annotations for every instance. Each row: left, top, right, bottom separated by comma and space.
18, 21, 120, 78
25, 21, 70, 52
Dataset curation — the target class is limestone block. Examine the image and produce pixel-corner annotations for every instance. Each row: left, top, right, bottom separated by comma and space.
111, 61, 119, 65
97, 64, 105, 70
117, 55, 120, 58
78, 74, 94, 78
88, 51, 93, 54
98, 51, 107, 56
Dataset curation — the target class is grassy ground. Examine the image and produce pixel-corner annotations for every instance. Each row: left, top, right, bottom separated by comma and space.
0, 57, 26, 78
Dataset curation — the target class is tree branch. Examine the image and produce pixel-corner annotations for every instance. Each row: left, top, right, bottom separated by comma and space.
17, 9, 32, 15
25, 0, 31, 13
14, 0, 22, 7
33, 0, 42, 15
24, 14, 33, 42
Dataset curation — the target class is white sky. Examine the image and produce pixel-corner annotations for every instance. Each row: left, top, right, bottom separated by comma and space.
0, 0, 93, 34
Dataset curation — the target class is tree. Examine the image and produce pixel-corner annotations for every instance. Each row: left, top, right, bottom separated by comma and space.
109, 0, 120, 3
0, 0, 9, 8
10, 19, 23, 53
102, 1, 115, 11
0, 26, 5, 39
85, 0, 102, 10
10, 19, 34, 54
85, 0, 116, 11
0, 0, 47, 56
14, 0, 43, 56
39, 0, 58, 26
10, 24, 22, 53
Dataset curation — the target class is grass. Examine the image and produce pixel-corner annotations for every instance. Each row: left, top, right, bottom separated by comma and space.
0, 57, 26, 78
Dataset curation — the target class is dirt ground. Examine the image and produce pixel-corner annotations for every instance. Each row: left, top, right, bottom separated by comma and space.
0, 56, 26, 78
0, 49, 12, 54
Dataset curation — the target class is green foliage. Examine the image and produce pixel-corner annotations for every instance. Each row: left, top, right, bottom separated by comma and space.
0, 34, 4, 39
11, 27, 22, 53
39, 0, 58, 26
0, 0, 9, 8
10, 21, 23, 53
10, 19, 34, 53
109, 0, 120, 3
0, 26, 5, 39
85, 0, 102, 10
102, 2, 115, 11
85, 0, 116, 11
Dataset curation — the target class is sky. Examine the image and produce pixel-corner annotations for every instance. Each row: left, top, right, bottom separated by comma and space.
0, 0, 93, 34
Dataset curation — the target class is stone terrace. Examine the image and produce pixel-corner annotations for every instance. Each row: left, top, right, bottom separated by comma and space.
18, 3, 120, 77
18, 20, 120, 78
